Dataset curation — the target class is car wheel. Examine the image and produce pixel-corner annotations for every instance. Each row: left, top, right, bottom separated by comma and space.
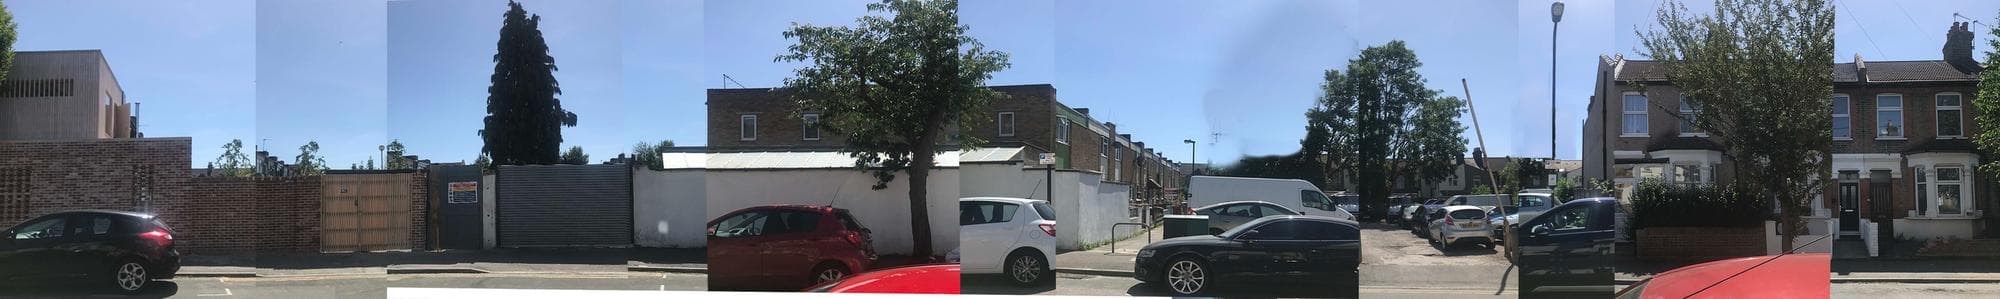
108, 259, 150, 294
1483, 241, 1495, 250
810, 262, 850, 285
1163, 256, 1209, 296
1005, 250, 1049, 286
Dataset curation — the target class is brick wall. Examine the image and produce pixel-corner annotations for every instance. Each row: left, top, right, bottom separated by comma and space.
1832, 85, 1978, 154
178, 176, 321, 254
1637, 226, 1765, 263
406, 171, 429, 250
0, 138, 190, 227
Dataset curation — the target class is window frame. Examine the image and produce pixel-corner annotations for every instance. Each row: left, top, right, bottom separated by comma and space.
1621, 92, 1649, 137
997, 112, 1016, 137
1832, 94, 1851, 140
1934, 165, 1966, 215
739, 114, 758, 141
1935, 93, 1964, 138
1876, 94, 1905, 139
1678, 96, 1705, 136
801, 113, 821, 141
1055, 117, 1070, 144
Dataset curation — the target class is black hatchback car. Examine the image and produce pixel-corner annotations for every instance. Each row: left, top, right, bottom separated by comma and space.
1, 210, 180, 294
1515, 197, 1616, 297
1134, 215, 1360, 296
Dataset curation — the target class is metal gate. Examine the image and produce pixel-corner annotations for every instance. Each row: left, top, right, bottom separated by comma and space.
496, 164, 632, 247
321, 173, 414, 252
428, 165, 485, 250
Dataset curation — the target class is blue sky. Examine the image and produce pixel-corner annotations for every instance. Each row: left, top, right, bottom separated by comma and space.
9, 1, 255, 167
388, 0, 633, 165
259, 0, 389, 168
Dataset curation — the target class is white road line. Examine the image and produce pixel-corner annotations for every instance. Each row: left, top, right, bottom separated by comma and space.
657, 285, 665, 291
196, 288, 234, 297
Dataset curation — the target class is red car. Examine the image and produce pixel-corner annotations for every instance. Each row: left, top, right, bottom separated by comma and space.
805, 264, 960, 294
708, 205, 877, 291
1614, 253, 1830, 299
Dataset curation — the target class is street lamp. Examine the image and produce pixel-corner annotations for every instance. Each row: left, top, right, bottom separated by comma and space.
1550, 0, 1563, 162
1182, 139, 1196, 174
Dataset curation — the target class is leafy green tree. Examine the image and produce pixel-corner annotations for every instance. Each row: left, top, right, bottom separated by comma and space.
1636, 0, 1834, 251
1397, 96, 1469, 195
560, 146, 589, 165
213, 139, 254, 177
1470, 185, 1493, 195
777, 0, 1010, 257
1553, 177, 1577, 202
1497, 158, 1546, 195
0, 1, 16, 83
475, 152, 492, 173
1219, 153, 1326, 190
479, 1, 577, 171
630, 140, 676, 171
384, 140, 412, 170
1306, 41, 1456, 219
294, 141, 327, 176
1978, 14, 2000, 191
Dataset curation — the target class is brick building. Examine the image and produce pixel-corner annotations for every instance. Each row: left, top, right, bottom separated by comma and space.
706, 84, 1188, 200
1584, 23, 1995, 254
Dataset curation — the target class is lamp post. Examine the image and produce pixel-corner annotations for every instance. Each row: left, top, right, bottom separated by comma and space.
1184, 139, 1197, 205
1551, 1, 1563, 161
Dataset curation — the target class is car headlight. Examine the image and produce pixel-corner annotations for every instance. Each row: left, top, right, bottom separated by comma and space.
1138, 249, 1156, 258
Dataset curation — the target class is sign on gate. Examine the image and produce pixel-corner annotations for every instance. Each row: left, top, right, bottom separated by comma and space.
447, 181, 480, 204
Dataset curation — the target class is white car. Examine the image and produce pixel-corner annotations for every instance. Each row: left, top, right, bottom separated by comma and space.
1428, 205, 1493, 249
959, 197, 1058, 286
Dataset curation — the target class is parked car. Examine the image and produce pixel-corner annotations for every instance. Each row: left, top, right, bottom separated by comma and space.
1426, 206, 1492, 249
1404, 198, 1444, 230
1613, 253, 1830, 298
1332, 194, 1361, 218
1517, 197, 1617, 296
708, 205, 877, 291
1188, 176, 1353, 221
1445, 194, 1508, 212
805, 264, 961, 294
0, 210, 180, 294
1384, 197, 1414, 223
1488, 206, 1517, 241
959, 197, 1057, 286
1191, 201, 1300, 235
1134, 215, 1360, 296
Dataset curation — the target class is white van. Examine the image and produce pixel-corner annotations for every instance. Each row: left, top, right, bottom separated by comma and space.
1188, 176, 1354, 221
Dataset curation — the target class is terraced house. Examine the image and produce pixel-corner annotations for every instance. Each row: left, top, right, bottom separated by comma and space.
1584, 22, 1996, 257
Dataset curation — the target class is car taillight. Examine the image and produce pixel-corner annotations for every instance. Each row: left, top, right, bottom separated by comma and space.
142, 229, 173, 247
844, 232, 866, 246
1445, 218, 1455, 226
1038, 223, 1056, 237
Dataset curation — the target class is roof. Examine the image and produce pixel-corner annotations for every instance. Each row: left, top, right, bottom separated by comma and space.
665, 150, 963, 170
960, 147, 1024, 164
1619, 59, 1976, 83
1647, 136, 1725, 152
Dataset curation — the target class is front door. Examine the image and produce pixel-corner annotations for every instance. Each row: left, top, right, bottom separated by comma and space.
1869, 171, 1894, 244
1838, 182, 1859, 235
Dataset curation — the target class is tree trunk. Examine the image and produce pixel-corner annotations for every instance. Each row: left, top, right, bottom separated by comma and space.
904, 107, 948, 259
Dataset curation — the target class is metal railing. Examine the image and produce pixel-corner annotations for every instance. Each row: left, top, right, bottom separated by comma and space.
1110, 222, 1150, 254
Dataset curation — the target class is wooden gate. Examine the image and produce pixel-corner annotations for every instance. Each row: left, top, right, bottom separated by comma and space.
320, 173, 412, 252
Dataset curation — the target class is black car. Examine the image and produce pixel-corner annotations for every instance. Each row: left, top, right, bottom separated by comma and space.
1134, 215, 1360, 296
0, 210, 180, 294
1409, 198, 1447, 232
1515, 197, 1616, 297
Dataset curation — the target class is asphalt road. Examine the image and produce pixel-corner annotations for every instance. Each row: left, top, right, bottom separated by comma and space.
1833, 282, 2000, 298
1358, 221, 1519, 291
0, 273, 707, 299
1046, 272, 1360, 298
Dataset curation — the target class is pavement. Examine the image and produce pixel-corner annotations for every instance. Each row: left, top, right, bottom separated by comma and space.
0, 272, 708, 298
1833, 282, 2000, 298
177, 247, 709, 278
1049, 225, 1162, 277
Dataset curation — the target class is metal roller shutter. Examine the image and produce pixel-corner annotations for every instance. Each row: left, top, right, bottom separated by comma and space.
496, 164, 632, 247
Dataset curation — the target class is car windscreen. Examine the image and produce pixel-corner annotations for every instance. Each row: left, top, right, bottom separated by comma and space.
1031, 202, 1056, 221
1449, 209, 1486, 220
1334, 195, 1359, 206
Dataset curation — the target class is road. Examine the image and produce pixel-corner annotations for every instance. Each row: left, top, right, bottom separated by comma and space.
1833, 282, 2000, 299
1358, 222, 1518, 291
0, 273, 707, 299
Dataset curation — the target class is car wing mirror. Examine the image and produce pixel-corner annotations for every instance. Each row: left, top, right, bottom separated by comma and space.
1528, 225, 1549, 237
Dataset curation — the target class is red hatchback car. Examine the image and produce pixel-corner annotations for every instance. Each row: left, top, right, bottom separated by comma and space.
708, 205, 877, 291
1614, 253, 1830, 299
805, 264, 960, 294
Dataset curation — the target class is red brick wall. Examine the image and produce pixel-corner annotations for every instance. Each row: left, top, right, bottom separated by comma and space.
0, 138, 191, 228
1637, 227, 1765, 263
178, 177, 321, 254
406, 171, 428, 250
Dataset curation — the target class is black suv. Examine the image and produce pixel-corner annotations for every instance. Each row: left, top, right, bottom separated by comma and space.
1, 210, 181, 294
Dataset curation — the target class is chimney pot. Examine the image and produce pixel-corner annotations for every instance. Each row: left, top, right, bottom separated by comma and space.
1946, 22, 1979, 73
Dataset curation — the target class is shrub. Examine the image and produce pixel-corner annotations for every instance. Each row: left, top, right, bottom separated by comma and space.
1628, 180, 1767, 231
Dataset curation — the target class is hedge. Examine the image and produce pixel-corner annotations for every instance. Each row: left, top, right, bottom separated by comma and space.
1628, 180, 1767, 231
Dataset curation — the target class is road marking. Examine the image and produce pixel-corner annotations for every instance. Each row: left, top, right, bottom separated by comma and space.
196, 288, 234, 297
657, 285, 665, 291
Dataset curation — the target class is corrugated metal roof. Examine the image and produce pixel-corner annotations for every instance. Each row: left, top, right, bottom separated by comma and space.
659, 150, 964, 169
961, 147, 1024, 163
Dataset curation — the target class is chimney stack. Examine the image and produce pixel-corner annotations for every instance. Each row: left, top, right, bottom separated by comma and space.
1075, 108, 1090, 116
1946, 21, 1979, 73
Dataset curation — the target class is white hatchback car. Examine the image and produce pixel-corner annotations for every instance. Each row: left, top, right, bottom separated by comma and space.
1428, 205, 1493, 249
959, 197, 1058, 286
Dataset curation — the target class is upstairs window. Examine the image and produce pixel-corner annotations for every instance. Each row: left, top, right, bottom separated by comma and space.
1876, 94, 1904, 138
1622, 92, 1648, 136
1056, 117, 1070, 144
997, 112, 1016, 137
1832, 94, 1851, 139
801, 113, 821, 141
1678, 96, 1703, 135
1936, 93, 1963, 138
739, 114, 758, 141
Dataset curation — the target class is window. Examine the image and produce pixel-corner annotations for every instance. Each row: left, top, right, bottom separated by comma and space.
1877, 94, 1903, 138
997, 112, 1016, 137
0, 79, 76, 98
1030, 202, 1056, 220
1937, 93, 1963, 138
1545, 205, 1591, 231
709, 211, 769, 238
1055, 117, 1070, 144
1255, 204, 1294, 216
1622, 92, 1648, 136
1239, 221, 1297, 240
960, 201, 1019, 225
1937, 167, 1964, 215
1678, 96, 1702, 135
88, 216, 113, 235
1100, 137, 1110, 174
10, 217, 65, 240
1297, 221, 1357, 241
1301, 190, 1334, 211
739, 114, 758, 141
766, 211, 822, 235
1674, 164, 1703, 185
1113, 145, 1123, 179
800, 113, 821, 141
1917, 166, 1929, 215
1832, 94, 1851, 139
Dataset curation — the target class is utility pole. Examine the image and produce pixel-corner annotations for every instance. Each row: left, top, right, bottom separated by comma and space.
1465, 78, 1513, 262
